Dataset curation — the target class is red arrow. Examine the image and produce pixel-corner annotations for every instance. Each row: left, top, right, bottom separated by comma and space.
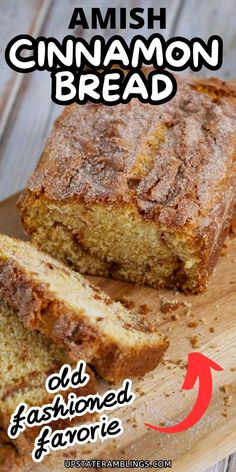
145, 352, 223, 433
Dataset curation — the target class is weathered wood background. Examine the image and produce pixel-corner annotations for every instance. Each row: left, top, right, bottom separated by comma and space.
0, 1, 235, 471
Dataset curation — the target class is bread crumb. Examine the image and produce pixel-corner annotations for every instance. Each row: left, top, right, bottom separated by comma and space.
176, 358, 183, 365
223, 395, 232, 407
185, 309, 192, 317
220, 384, 232, 393
183, 301, 192, 308
81, 448, 93, 455
189, 335, 199, 348
187, 321, 199, 328
171, 313, 180, 321
160, 299, 181, 313
209, 327, 215, 333
135, 387, 145, 396
116, 296, 135, 310
104, 298, 113, 305
139, 304, 149, 316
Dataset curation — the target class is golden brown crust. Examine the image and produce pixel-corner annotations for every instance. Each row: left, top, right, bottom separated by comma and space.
91, 339, 168, 381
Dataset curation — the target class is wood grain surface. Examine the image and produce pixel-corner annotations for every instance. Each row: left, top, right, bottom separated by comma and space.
0, 2, 236, 471
0, 192, 236, 472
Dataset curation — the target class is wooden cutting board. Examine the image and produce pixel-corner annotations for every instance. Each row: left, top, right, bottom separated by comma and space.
0, 192, 236, 472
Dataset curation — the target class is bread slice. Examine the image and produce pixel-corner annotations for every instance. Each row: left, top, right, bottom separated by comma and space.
0, 301, 96, 472
0, 233, 168, 382
18, 75, 236, 293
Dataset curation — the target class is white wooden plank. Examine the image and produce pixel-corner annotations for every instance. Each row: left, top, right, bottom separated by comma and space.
0, 0, 182, 201
0, 0, 80, 200
0, 0, 39, 102
0, 0, 52, 140
227, 453, 236, 472
171, 0, 236, 79
205, 457, 229, 472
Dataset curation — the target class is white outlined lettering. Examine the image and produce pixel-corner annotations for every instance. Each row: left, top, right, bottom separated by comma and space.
5, 33, 223, 106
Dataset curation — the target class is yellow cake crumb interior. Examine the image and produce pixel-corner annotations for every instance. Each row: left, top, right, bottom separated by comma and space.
23, 197, 201, 292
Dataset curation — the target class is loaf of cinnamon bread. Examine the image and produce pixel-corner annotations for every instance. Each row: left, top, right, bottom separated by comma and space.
18, 75, 236, 292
